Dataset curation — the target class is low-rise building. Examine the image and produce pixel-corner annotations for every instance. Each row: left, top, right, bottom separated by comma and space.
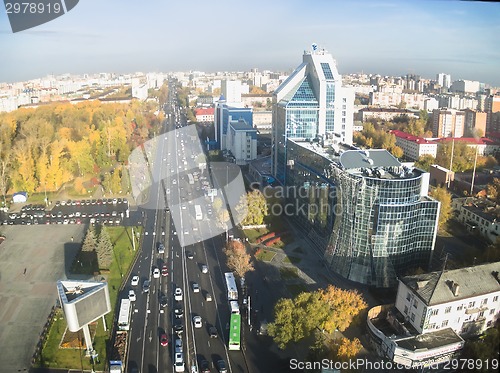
390, 130, 437, 161
194, 107, 215, 122
454, 197, 500, 243
367, 262, 500, 369
226, 118, 257, 165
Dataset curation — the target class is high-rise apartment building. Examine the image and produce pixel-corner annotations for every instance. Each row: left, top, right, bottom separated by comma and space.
272, 47, 354, 184
436, 73, 451, 89
221, 79, 243, 105
432, 109, 465, 138
485, 94, 500, 133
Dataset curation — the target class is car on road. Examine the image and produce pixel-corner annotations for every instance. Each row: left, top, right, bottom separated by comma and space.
175, 338, 183, 353
186, 251, 194, 260
174, 323, 184, 335
160, 333, 168, 347
153, 267, 160, 278
175, 287, 183, 301
209, 326, 217, 338
131, 275, 139, 286
174, 307, 184, 318
142, 280, 150, 293
160, 295, 168, 308
216, 360, 227, 373
201, 265, 208, 273
128, 290, 136, 302
200, 360, 210, 373
158, 243, 165, 254
161, 264, 168, 277
193, 316, 202, 328
205, 293, 212, 302
192, 283, 200, 293
174, 352, 185, 372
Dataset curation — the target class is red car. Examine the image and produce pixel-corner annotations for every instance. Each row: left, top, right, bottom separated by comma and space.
161, 265, 168, 277
160, 333, 168, 347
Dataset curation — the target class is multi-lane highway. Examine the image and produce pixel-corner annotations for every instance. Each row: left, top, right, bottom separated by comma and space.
124, 84, 248, 373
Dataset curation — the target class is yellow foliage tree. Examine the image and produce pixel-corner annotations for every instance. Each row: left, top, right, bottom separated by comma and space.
319, 285, 367, 332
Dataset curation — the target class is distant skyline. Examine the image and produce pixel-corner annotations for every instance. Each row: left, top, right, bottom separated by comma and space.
1, 0, 499, 86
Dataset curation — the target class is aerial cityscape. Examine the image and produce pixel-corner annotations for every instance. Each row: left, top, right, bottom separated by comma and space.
1, 1, 500, 373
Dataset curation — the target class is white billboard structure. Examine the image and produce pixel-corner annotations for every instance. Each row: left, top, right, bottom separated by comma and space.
57, 280, 111, 358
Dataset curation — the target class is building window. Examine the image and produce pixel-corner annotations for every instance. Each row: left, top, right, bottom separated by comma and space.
404, 305, 408, 314
430, 309, 438, 316
490, 309, 496, 315
482, 298, 488, 305
411, 313, 415, 322
479, 310, 485, 317
494, 296, 498, 302
406, 292, 411, 301
468, 301, 475, 308
343, 98, 346, 103
413, 299, 418, 308
457, 305, 463, 311
445, 306, 451, 314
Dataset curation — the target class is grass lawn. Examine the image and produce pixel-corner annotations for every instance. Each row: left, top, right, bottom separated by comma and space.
242, 227, 269, 243
279, 267, 299, 280
286, 283, 308, 297
255, 249, 276, 262
35, 225, 141, 370
283, 255, 301, 264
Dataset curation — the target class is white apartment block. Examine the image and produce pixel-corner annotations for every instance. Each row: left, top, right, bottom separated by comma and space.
451, 80, 481, 94
437, 73, 452, 89
370, 91, 427, 109
390, 130, 437, 161
395, 262, 500, 336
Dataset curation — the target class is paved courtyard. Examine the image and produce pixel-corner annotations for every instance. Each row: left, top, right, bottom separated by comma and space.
0, 224, 85, 371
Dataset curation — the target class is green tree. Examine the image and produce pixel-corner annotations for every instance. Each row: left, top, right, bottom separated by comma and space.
96, 226, 113, 270
460, 323, 500, 372
430, 186, 452, 231
82, 226, 97, 252
415, 154, 436, 172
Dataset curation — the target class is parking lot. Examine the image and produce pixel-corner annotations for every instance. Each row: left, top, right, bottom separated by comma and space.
0, 224, 85, 371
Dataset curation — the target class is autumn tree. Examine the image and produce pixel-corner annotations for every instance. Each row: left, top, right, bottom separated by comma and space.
430, 186, 452, 231
212, 197, 223, 211
319, 285, 367, 333
486, 178, 500, 204
268, 286, 366, 349
236, 189, 268, 226
335, 337, 362, 361
96, 226, 113, 270
224, 239, 254, 278
216, 208, 230, 229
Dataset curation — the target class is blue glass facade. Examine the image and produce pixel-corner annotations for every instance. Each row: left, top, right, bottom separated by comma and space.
285, 140, 439, 288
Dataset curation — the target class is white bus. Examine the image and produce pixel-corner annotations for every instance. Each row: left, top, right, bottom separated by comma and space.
117, 298, 132, 331
224, 272, 238, 301
194, 204, 203, 221
187, 173, 194, 185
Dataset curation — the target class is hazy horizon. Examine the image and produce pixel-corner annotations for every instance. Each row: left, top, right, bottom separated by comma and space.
1, 0, 499, 86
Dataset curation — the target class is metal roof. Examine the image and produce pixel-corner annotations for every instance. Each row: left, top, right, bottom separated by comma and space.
339, 149, 401, 170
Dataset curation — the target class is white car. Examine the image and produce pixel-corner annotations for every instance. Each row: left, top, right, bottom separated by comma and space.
175, 287, 183, 301
193, 316, 202, 328
153, 268, 160, 278
205, 293, 212, 302
201, 265, 208, 274
131, 275, 139, 286
174, 352, 185, 372
128, 290, 136, 302
192, 283, 200, 293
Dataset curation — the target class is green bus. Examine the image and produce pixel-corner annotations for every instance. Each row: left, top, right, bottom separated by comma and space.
228, 313, 241, 350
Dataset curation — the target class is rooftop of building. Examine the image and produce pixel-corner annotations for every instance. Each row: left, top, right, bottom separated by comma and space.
457, 196, 500, 221
229, 118, 257, 131
194, 107, 214, 115
390, 130, 437, 145
400, 261, 500, 306
434, 137, 500, 145
57, 280, 106, 303
394, 328, 464, 352
292, 139, 424, 180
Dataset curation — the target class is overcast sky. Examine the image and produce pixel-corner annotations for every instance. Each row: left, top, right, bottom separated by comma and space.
1, 0, 499, 86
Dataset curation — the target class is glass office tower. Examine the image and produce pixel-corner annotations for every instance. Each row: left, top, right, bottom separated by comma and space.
285, 140, 440, 288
